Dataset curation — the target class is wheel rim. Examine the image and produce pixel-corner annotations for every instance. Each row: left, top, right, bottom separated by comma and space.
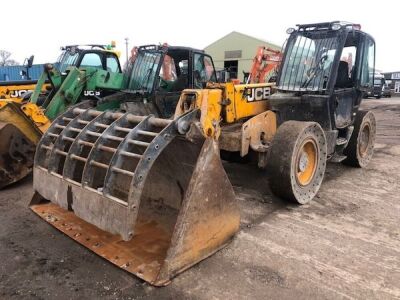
296, 139, 318, 186
358, 123, 371, 158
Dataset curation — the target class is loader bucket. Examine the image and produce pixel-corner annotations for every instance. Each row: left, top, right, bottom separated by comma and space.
0, 102, 42, 188
30, 106, 240, 286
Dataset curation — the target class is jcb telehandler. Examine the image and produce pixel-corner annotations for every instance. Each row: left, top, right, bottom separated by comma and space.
0, 44, 219, 188
30, 22, 376, 286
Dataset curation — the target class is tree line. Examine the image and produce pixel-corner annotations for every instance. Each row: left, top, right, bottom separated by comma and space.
0, 50, 19, 66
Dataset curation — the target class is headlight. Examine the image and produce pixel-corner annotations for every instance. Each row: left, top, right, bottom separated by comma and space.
286, 27, 295, 34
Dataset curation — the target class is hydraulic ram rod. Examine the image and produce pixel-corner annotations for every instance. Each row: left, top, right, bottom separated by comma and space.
72, 108, 172, 128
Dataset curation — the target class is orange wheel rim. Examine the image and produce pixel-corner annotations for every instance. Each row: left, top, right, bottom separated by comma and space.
296, 139, 318, 186
358, 123, 370, 158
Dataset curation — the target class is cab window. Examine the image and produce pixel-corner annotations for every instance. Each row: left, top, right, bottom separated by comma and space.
106, 55, 120, 72
360, 38, 375, 87
193, 54, 216, 88
80, 53, 103, 69
158, 56, 189, 92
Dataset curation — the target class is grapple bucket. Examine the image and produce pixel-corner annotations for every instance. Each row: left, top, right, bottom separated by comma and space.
30, 105, 240, 286
0, 102, 42, 188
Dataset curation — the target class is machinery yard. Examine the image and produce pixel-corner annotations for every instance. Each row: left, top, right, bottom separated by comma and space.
0, 98, 399, 299
1, 9, 400, 298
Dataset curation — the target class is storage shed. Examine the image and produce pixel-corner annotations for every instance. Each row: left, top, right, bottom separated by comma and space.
204, 31, 281, 82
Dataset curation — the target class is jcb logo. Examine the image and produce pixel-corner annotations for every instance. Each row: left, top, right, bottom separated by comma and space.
245, 87, 271, 102
84, 90, 101, 97
10, 90, 32, 98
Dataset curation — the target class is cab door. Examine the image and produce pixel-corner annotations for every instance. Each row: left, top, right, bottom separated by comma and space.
153, 51, 189, 118
154, 51, 217, 118
333, 33, 375, 128
192, 53, 217, 89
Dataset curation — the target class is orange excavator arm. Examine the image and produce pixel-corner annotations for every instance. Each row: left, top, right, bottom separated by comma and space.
247, 47, 282, 84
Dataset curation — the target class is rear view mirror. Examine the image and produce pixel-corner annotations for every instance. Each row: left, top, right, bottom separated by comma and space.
27, 55, 34, 68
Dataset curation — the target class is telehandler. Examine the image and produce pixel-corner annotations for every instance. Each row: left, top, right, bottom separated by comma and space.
31, 21, 376, 285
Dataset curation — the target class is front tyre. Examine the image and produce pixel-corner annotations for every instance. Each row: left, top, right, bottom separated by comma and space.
267, 121, 327, 204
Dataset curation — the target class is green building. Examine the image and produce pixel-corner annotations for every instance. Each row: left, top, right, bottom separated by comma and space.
204, 31, 281, 82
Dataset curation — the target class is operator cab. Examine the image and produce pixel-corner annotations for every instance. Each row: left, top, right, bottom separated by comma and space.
56, 44, 122, 74
271, 21, 375, 155
121, 45, 217, 118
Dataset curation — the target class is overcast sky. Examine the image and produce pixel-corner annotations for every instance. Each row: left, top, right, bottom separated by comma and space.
2, 0, 399, 72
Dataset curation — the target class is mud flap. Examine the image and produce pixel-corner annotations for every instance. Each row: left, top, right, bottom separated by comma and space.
30, 106, 239, 285
0, 102, 43, 188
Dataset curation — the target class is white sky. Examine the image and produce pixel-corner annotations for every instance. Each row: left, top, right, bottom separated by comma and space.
2, 0, 399, 72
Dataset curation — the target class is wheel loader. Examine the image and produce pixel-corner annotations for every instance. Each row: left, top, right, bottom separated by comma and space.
30, 21, 376, 286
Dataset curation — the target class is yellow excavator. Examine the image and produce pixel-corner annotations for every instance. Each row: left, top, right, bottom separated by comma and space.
31, 22, 377, 285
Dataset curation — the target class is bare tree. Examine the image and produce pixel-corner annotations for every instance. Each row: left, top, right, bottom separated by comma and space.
0, 50, 19, 66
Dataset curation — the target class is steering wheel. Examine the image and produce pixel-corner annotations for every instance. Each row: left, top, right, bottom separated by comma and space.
306, 54, 328, 78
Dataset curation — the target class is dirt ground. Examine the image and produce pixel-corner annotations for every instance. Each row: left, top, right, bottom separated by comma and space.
0, 98, 399, 300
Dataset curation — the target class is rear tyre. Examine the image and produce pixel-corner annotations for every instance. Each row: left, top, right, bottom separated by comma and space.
267, 121, 327, 204
343, 111, 376, 168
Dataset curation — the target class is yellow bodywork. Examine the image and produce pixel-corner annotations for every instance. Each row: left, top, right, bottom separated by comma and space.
0, 101, 43, 144
0, 83, 49, 102
175, 88, 223, 138
241, 110, 277, 156
175, 82, 277, 156
20, 102, 51, 132
223, 82, 274, 123
0, 101, 50, 143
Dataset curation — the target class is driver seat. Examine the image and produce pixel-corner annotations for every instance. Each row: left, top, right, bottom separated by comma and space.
335, 61, 352, 88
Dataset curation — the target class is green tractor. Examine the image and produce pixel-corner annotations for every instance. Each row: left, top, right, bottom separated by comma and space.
0, 44, 216, 188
